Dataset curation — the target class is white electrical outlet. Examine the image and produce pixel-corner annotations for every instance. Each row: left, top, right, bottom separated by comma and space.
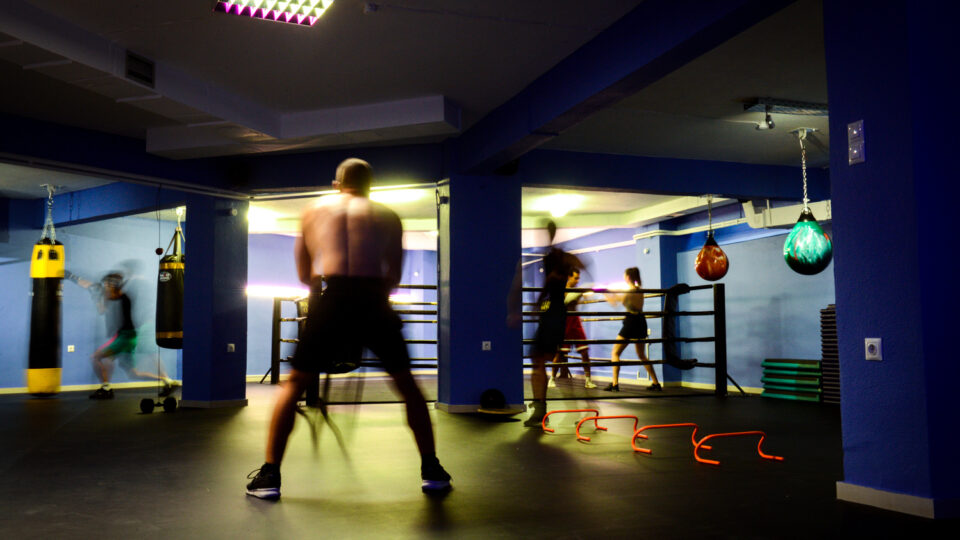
67, 345, 75, 353
481, 341, 492, 351
864, 338, 882, 361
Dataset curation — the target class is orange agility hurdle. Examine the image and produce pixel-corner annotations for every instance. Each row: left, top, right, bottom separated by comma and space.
693, 431, 784, 466
541, 409, 601, 433
576, 415, 639, 442
631, 423, 712, 454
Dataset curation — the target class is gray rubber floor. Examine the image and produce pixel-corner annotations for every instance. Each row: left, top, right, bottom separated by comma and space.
0, 382, 953, 539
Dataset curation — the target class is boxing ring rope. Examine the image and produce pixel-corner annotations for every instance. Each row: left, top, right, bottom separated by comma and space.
521, 283, 730, 397
264, 284, 441, 385
262, 282, 732, 398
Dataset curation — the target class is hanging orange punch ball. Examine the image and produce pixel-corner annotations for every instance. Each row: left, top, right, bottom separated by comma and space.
695, 232, 729, 281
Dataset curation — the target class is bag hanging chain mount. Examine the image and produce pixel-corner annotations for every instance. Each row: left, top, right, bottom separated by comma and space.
39, 184, 58, 243
163, 207, 186, 257
791, 128, 817, 211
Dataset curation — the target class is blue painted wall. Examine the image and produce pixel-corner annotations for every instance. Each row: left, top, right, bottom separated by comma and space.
0, 208, 181, 389
677, 230, 834, 390
824, 0, 960, 503
245, 233, 438, 378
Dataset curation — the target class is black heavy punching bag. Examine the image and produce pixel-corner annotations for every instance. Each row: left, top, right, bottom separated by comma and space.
28, 188, 64, 396
156, 223, 185, 349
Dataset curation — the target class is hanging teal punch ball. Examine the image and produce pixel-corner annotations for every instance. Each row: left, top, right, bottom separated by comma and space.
784, 208, 832, 275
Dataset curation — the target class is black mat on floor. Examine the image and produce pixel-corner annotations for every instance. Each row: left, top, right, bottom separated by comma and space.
0, 385, 955, 539
286, 373, 713, 405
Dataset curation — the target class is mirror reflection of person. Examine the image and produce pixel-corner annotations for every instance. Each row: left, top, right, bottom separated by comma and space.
69, 271, 176, 399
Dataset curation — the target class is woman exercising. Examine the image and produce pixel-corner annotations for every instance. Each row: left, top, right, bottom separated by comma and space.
603, 267, 661, 392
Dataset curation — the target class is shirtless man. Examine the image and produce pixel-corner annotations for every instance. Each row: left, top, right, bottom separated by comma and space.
245, 158, 451, 500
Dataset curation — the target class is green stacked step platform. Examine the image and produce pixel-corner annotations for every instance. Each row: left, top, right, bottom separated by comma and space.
761, 358, 821, 402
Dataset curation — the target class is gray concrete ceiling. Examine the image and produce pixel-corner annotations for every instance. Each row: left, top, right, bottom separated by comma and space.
544, 0, 829, 167
0, 0, 829, 166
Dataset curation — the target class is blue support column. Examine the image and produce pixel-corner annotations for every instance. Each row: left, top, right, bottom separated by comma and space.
825, 0, 960, 518
180, 197, 249, 407
436, 176, 522, 412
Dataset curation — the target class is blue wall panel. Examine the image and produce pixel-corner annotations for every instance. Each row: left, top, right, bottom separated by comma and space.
678, 232, 834, 390
824, 0, 932, 499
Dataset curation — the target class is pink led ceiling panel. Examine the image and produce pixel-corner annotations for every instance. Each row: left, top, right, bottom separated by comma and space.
214, 1, 334, 27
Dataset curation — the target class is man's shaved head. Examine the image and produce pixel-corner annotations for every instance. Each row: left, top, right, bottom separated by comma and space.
335, 158, 373, 194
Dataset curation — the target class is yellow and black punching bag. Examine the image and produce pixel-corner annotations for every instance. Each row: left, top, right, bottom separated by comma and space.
28, 238, 64, 395
156, 226, 184, 349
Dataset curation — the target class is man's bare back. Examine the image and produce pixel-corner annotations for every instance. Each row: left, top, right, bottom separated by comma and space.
295, 193, 403, 287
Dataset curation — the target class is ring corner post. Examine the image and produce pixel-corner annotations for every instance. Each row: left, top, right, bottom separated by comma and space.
713, 283, 727, 397
270, 297, 281, 384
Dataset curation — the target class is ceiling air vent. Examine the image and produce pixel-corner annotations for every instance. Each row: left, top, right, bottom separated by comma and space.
125, 51, 155, 88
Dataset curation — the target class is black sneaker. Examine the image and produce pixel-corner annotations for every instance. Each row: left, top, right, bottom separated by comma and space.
603, 383, 620, 392
246, 465, 281, 500
648, 383, 663, 392
421, 460, 451, 492
90, 388, 114, 399
523, 402, 547, 427
523, 413, 546, 428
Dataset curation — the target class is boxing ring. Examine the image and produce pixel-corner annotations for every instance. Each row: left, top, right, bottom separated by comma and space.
521, 283, 738, 397
259, 281, 737, 402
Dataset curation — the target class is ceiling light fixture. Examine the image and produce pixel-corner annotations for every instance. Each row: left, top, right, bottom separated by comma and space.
247, 206, 280, 232
369, 189, 427, 204
246, 284, 309, 298
214, 1, 335, 27
531, 194, 585, 218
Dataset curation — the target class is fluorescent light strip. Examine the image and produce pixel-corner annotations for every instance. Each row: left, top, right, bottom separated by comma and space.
214, 0, 334, 27
252, 183, 436, 201
246, 285, 309, 298
246, 287, 424, 301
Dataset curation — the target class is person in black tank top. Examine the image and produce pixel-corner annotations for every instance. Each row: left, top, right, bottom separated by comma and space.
89, 272, 176, 399
602, 267, 661, 392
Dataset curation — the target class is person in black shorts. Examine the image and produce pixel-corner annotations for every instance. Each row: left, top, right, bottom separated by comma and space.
603, 267, 661, 392
523, 221, 585, 427
246, 158, 450, 500
293, 276, 409, 375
